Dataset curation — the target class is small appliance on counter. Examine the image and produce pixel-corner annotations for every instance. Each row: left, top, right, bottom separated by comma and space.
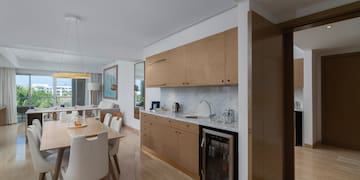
150, 101, 160, 110
200, 126, 238, 180
222, 108, 235, 124
171, 102, 182, 113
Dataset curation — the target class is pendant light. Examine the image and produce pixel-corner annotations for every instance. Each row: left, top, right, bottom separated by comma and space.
52, 15, 90, 79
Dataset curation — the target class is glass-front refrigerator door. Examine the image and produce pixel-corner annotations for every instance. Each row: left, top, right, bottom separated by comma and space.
202, 128, 234, 180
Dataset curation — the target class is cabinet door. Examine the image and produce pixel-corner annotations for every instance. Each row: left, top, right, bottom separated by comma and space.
167, 46, 188, 87
186, 33, 226, 86
225, 28, 238, 84
178, 130, 199, 174
145, 52, 169, 87
150, 122, 168, 154
163, 128, 179, 162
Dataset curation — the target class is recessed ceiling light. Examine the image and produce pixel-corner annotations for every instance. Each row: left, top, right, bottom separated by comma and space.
326, 25, 332, 29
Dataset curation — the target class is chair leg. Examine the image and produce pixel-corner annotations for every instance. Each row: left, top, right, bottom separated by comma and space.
113, 155, 121, 174
39, 173, 45, 180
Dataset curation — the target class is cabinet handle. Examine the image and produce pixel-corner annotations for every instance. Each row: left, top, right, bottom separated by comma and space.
227, 80, 230, 82
221, 80, 225, 83
149, 58, 167, 65
201, 137, 205, 148
150, 83, 167, 87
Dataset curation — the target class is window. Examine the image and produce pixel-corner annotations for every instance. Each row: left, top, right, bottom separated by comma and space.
30, 75, 54, 108
16, 75, 55, 108
56, 78, 72, 107
16, 75, 74, 108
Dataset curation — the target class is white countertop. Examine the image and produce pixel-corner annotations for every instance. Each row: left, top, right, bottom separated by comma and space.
141, 110, 238, 133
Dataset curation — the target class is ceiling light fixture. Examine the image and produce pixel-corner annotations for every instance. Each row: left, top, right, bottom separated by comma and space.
326, 25, 332, 29
52, 15, 90, 79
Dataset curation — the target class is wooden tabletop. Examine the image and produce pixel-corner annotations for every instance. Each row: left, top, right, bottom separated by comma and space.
40, 118, 123, 151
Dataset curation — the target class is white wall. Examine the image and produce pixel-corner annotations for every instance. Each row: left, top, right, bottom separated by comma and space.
303, 49, 315, 145
102, 61, 140, 130
237, 1, 250, 180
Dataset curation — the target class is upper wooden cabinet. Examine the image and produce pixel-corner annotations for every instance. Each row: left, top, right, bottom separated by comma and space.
185, 32, 226, 86
145, 51, 170, 87
294, 59, 304, 88
145, 27, 238, 87
225, 28, 238, 84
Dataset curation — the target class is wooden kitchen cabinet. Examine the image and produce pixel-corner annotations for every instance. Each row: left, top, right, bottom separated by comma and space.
225, 28, 238, 84
167, 46, 188, 86
178, 129, 199, 174
145, 27, 238, 87
140, 112, 200, 179
294, 59, 304, 88
185, 32, 226, 86
145, 51, 170, 87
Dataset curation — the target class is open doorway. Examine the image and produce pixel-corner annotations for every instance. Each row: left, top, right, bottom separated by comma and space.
293, 17, 360, 179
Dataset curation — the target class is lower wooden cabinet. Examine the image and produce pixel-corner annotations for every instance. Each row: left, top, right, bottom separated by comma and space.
140, 113, 199, 179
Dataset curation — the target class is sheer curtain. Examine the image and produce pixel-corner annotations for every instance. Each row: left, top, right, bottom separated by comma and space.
0, 68, 17, 124
88, 73, 102, 105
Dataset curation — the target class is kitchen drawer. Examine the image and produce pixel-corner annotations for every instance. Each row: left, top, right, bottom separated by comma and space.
170, 120, 199, 134
152, 116, 172, 126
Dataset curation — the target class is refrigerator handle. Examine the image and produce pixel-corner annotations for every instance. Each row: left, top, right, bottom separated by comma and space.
201, 137, 205, 148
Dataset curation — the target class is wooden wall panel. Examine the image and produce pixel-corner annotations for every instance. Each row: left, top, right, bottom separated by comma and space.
250, 11, 285, 180
294, 59, 304, 89
322, 52, 360, 150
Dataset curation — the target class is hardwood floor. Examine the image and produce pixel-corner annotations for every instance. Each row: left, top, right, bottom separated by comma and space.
295, 145, 360, 180
0, 123, 192, 180
2, 123, 360, 180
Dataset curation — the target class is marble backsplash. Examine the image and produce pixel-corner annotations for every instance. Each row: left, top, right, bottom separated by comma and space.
160, 85, 238, 121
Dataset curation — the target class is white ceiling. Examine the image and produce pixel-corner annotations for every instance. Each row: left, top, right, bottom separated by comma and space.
0, 0, 236, 62
294, 17, 360, 52
0, 0, 358, 67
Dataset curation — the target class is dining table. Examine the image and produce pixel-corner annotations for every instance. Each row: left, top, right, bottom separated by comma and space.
40, 118, 124, 180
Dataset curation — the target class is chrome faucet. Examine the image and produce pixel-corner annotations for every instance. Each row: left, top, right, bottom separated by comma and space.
200, 100, 216, 118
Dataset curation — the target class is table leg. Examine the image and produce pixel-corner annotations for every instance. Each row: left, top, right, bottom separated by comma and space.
109, 156, 117, 180
53, 148, 65, 180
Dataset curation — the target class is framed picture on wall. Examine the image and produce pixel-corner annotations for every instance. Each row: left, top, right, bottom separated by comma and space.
103, 65, 118, 99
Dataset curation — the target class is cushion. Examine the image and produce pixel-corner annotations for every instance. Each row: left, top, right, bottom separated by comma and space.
98, 101, 115, 109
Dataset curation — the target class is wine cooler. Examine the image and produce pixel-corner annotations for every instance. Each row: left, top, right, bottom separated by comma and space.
200, 127, 238, 180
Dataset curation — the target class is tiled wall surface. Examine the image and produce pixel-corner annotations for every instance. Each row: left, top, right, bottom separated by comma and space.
160, 85, 238, 121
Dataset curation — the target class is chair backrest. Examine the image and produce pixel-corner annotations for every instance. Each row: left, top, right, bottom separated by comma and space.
64, 132, 108, 180
29, 124, 41, 143
103, 113, 112, 127
108, 117, 122, 155
110, 116, 122, 133
27, 127, 53, 172
32, 119, 42, 135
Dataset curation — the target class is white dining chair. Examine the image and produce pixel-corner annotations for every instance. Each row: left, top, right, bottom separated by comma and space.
32, 119, 42, 135
28, 124, 58, 158
109, 116, 122, 174
27, 127, 60, 180
62, 132, 109, 180
103, 113, 112, 127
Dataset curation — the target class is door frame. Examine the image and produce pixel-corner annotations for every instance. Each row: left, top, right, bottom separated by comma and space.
278, 1, 360, 179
